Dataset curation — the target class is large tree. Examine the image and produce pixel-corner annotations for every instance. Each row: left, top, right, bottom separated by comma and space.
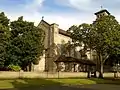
68, 15, 120, 78
91, 15, 120, 78
6, 16, 45, 71
0, 12, 10, 67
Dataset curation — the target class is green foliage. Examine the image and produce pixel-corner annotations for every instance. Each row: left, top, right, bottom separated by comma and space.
8, 64, 21, 71
0, 12, 10, 67
0, 12, 45, 71
33, 59, 39, 65
69, 15, 120, 60
0, 12, 9, 26
68, 14, 120, 78
91, 15, 120, 55
6, 16, 45, 70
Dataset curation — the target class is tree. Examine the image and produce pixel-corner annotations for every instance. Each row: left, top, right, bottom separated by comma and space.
68, 15, 120, 78
91, 15, 120, 78
0, 12, 10, 67
6, 16, 45, 71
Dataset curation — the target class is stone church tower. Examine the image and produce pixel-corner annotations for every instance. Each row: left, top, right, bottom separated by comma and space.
95, 9, 110, 18
93, 9, 110, 24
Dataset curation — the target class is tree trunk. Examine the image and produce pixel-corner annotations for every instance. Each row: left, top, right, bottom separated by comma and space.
99, 54, 104, 78
22, 65, 27, 71
87, 71, 91, 78
29, 62, 32, 71
99, 62, 104, 78
114, 71, 117, 78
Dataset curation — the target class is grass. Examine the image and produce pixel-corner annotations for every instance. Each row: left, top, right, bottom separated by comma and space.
52, 78, 96, 84
0, 78, 120, 89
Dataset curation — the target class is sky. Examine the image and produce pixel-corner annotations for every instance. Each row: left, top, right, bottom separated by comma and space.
1, 0, 120, 30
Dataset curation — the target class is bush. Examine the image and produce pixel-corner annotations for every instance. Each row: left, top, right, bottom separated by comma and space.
8, 64, 21, 71
0, 67, 11, 71
33, 60, 39, 65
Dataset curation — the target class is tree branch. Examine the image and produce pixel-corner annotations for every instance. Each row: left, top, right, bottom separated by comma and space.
103, 54, 109, 63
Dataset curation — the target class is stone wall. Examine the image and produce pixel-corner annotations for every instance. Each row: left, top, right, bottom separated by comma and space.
0, 71, 119, 79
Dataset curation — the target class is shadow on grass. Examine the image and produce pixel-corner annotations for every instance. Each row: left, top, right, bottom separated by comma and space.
1, 78, 94, 90
71, 77, 120, 85
62, 77, 120, 85
89, 78, 120, 85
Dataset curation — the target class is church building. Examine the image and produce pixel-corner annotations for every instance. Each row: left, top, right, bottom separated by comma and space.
32, 9, 110, 72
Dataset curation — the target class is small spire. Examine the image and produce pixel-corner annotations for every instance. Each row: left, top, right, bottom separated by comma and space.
42, 16, 44, 20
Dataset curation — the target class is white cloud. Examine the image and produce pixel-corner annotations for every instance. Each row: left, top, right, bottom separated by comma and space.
24, 0, 45, 13
5, 0, 45, 25
68, 0, 93, 11
57, 0, 120, 12
54, 0, 120, 28
4, 0, 45, 21
42, 13, 94, 30
5, 0, 95, 30
57, 0, 99, 12
5, 0, 120, 31
7, 11, 95, 30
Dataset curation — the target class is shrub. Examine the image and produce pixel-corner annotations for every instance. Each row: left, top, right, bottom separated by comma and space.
8, 64, 21, 71
33, 60, 39, 65
0, 67, 11, 71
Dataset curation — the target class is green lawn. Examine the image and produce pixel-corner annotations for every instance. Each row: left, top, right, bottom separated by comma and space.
0, 78, 120, 89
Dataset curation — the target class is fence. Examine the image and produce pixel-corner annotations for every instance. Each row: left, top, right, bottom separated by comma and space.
0, 71, 119, 79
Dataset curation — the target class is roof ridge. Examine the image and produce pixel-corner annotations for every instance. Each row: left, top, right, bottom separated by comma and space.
41, 20, 50, 26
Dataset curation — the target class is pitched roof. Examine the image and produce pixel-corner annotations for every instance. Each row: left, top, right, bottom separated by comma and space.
59, 29, 71, 37
39, 20, 71, 37
55, 55, 96, 66
41, 20, 50, 26
94, 9, 110, 15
